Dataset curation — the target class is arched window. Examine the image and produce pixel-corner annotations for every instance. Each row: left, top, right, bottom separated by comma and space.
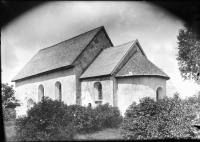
98, 84, 102, 100
88, 103, 92, 108
94, 82, 103, 100
38, 84, 44, 102
27, 98, 34, 109
55, 81, 62, 101
156, 87, 164, 101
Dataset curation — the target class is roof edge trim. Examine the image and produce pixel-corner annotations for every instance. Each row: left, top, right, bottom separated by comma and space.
72, 26, 105, 65
135, 39, 147, 57
101, 26, 114, 47
11, 50, 40, 81
11, 65, 74, 82
110, 40, 137, 76
115, 74, 170, 80
39, 26, 104, 51
79, 74, 111, 80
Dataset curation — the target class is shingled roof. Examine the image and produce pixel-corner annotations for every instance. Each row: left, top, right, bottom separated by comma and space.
115, 51, 170, 79
80, 41, 136, 79
12, 26, 107, 82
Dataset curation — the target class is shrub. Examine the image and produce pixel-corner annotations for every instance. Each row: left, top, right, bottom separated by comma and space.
121, 93, 196, 140
93, 103, 123, 129
3, 108, 16, 122
68, 103, 123, 133
183, 91, 200, 117
183, 91, 200, 137
68, 104, 94, 133
14, 97, 76, 141
2, 83, 21, 109
14, 96, 123, 141
14, 97, 123, 141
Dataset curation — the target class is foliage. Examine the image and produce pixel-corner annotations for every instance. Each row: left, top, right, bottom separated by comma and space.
14, 97, 76, 141
68, 103, 123, 133
121, 93, 198, 140
68, 104, 94, 133
176, 24, 200, 84
183, 91, 200, 125
14, 97, 123, 141
93, 103, 123, 129
1, 83, 20, 109
3, 108, 16, 122
2, 83, 20, 122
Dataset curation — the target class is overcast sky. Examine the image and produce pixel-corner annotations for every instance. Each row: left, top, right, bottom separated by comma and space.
1, 1, 199, 98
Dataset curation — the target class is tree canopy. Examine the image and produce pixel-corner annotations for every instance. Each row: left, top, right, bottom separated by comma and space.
177, 24, 200, 84
121, 93, 200, 139
1, 83, 20, 109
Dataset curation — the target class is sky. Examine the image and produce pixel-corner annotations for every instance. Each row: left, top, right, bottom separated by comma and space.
1, 1, 200, 98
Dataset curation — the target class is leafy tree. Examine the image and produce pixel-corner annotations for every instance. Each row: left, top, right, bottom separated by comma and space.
2, 83, 20, 121
14, 97, 123, 141
1, 83, 20, 109
176, 24, 200, 84
14, 97, 76, 141
68, 103, 122, 133
121, 93, 197, 139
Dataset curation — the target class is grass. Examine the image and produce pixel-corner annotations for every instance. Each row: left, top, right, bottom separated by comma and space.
4, 119, 199, 140
4, 119, 123, 141
75, 128, 123, 140
4, 120, 16, 142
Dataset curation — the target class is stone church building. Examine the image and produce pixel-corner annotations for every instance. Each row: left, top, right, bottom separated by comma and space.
12, 26, 170, 116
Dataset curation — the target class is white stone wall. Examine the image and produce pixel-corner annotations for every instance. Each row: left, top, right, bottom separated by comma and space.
117, 76, 166, 115
81, 77, 113, 107
14, 68, 76, 117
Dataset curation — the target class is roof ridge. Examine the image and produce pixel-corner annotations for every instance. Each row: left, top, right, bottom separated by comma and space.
115, 51, 170, 79
39, 26, 103, 51
110, 40, 137, 75
12, 26, 105, 82
111, 40, 136, 48
135, 39, 147, 57
11, 50, 40, 82
71, 26, 105, 65
145, 57, 170, 78
102, 40, 136, 52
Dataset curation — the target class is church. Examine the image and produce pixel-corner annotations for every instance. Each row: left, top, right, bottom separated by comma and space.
12, 26, 170, 116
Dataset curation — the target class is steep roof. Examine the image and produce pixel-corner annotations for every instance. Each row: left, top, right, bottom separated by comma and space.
12, 26, 110, 82
115, 51, 170, 79
80, 41, 136, 79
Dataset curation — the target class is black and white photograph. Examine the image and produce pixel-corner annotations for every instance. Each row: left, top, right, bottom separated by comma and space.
1, 1, 200, 141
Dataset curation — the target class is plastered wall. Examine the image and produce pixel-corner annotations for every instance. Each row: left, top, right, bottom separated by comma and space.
14, 68, 76, 117
116, 76, 166, 115
81, 76, 113, 107
73, 29, 112, 105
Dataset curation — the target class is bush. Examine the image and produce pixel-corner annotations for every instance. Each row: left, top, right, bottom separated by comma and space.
121, 93, 196, 140
93, 103, 123, 129
183, 91, 200, 137
68, 103, 123, 133
3, 108, 16, 122
14, 97, 76, 141
68, 104, 94, 133
14, 97, 123, 141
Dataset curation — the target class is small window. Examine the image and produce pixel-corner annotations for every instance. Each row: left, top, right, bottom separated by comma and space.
94, 82, 103, 101
55, 81, 62, 101
98, 84, 102, 100
88, 103, 92, 108
38, 84, 44, 102
156, 87, 164, 101
27, 99, 34, 109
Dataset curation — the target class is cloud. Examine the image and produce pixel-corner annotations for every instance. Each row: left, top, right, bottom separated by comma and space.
1, 37, 19, 69
2, 1, 198, 98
